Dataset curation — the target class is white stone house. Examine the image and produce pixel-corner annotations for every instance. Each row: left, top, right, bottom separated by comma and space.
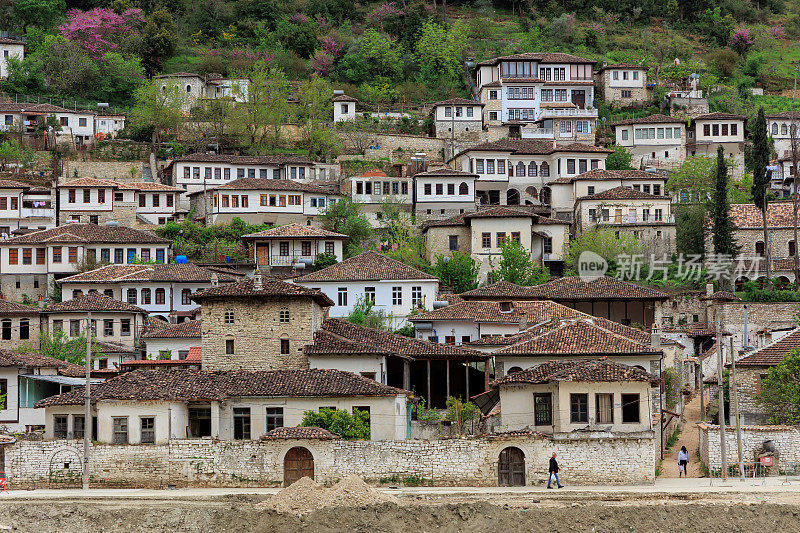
293, 251, 439, 327
450, 139, 611, 208
687, 112, 746, 178
36, 368, 409, 442
58, 263, 242, 322
0, 350, 89, 433
332, 94, 358, 122
187, 178, 342, 226
489, 358, 658, 434
140, 319, 201, 360
0, 37, 25, 79
0, 179, 55, 236
0, 102, 95, 148
348, 169, 412, 224
429, 98, 484, 139
94, 114, 126, 138
474, 52, 597, 143
241, 223, 347, 269
608, 114, 687, 170
574, 186, 676, 255
0, 223, 173, 301
767, 111, 800, 159
58, 178, 184, 226
594, 63, 649, 107
413, 167, 477, 221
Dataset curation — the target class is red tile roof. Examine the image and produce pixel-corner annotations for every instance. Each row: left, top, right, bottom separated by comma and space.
577, 185, 670, 201
45, 293, 147, 314
332, 95, 358, 102
477, 52, 594, 66
452, 139, 611, 160
261, 426, 340, 440
141, 318, 202, 339
187, 178, 337, 196
241, 223, 348, 240
597, 63, 648, 71
432, 98, 484, 106
0, 223, 171, 245
169, 153, 314, 165
737, 328, 800, 367
0, 299, 40, 315
728, 202, 799, 229
185, 346, 201, 362
693, 112, 746, 121
608, 114, 684, 126
60, 263, 241, 284
493, 358, 657, 386
191, 277, 334, 307
528, 276, 669, 301
294, 250, 437, 283
355, 169, 387, 178
413, 168, 478, 178
35, 368, 408, 407
559, 169, 665, 183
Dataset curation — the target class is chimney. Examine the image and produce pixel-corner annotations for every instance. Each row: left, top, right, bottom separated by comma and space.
253, 273, 263, 291
650, 323, 662, 349
210, 273, 219, 287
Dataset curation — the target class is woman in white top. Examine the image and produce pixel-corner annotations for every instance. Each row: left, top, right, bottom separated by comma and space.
678, 446, 689, 477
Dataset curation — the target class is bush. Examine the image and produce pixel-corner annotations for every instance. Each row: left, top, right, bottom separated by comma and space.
313, 252, 338, 270
300, 407, 370, 439
434, 252, 478, 293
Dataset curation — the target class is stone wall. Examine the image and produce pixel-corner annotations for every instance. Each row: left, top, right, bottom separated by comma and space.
734, 367, 769, 425
423, 225, 471, 263
362, 134, 449, 162
62, 161, 144, 181
58, 204, 138, 227
2, 433, 656, 488
718, 302, 800, 351
698, 423, 800, 470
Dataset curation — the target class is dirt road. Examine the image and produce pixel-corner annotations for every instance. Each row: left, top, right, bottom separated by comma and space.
1, 490, 799, 532
662, 394, 703, 478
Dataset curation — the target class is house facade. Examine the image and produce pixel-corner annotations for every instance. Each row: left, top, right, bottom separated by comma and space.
0, 37, 25, 79
140, 318, 201, 360
413, 168, 477, 221
608, 114, 687, 169
594, 64, 649, 107
475, 52, 598, 143
687, 112, 746, 178
241, 223, 347, 270
94, 114, 126, 138
0, 102, 95, 148
0, 299, 41, 350
348, 169, 412, 224
332, 94, 358, 122
187, 178, 342, 226
293, 251, 440, 327
429, 98, 484, 140
0, 180, 55, 236
767, 111, 800, 158
0, 223, 172, 301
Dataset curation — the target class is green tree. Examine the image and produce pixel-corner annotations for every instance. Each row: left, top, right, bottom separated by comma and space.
675, 204, 707, 259
758, 348, 800, 424
605, 144, 634, 170
565, 228, 644, 276
347, 295, 390, 330
301, 407, 370, 439
751, 107, 773, 283
340, 29, 403, 84
0, 139, 23, 170
445, 396, 479, 435
20, 329, 105, 366
433, 251, 478, 293
414, 20, 468, 94
228, 66, 290, 154
490, 240, 550, 286
13, 0, 65, 30
313, 252, 338, 270
667, 156, 715, 202
97, 52, 144, 103
131, 79, 189, 158
141, 8, 177, 76
320, 199, 372, 257
710, 146, 740, 276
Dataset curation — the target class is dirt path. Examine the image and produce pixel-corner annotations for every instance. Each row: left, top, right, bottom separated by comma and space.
661, 394, 703, 478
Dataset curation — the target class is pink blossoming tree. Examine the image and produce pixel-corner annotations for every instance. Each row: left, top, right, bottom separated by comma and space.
60, 8, 144, 59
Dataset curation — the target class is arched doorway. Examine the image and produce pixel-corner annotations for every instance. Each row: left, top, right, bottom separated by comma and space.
498, 447, 525, 486
284, 446, 314, 486
507, 188, 520, 205
506, 366, 523, 374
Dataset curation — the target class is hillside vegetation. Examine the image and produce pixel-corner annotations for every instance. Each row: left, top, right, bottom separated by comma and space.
2, 1, 799, 117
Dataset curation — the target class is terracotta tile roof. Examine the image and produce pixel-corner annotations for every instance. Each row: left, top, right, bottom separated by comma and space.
701, 291, 740, 302
186, 346, 201, 362
308, 318, 489, 361
0, 179, 32, 189
0, 435, 15, 445
59, 178, 129, 189
141, 318, 201, 339
737, 328, 800, 367
168, 153, 314, 166
186, 178, 337, 196
95, 341, 137, 354
0, 223, 171, 245
261, 426, 340, 440
410, 300, 531, 323
45, 293, 147, 314
413, 168, 478, 178
125, 182, 184, 192
767, 111, 800, 119
728, 202, 799, 229
191, 277, 334, 307
452, 139, 611, 160
493, 358, 658, 386
0, 299, 40, 315
355, 169, 387, 178
577, 185, 670, 201
432, 98, 484, 106
421, 212, 467, 229
597, 63, 647, 71
241, 223, 348, 240
0, 102, 86, 115
555, 169, 662, 183
477, 52, 594, 66
0, 37, 24, 45
120, 358, 198, 368
525, 276, 669, 301
460, 281, 542, 300
422, 208, 567, 230
0, 349, 84, 376
693, 112, 746, 121
493, 317, 658, 356
608, 114, 683, 126
35, 368, 408, 407
332, 94, 358, 102
294, 250, 437, 283
60, 263, 240, 284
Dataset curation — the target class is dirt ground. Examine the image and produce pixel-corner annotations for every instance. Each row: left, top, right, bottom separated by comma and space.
1, 491, 799, 532
661, 393, 703, 478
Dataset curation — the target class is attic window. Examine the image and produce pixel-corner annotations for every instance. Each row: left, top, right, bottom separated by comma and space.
499, 301, 513, 313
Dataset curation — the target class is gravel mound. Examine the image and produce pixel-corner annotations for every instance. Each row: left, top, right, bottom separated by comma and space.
261, 475, 398, 516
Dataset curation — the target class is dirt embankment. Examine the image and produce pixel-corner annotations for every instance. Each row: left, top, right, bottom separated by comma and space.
1, 499, 800, 532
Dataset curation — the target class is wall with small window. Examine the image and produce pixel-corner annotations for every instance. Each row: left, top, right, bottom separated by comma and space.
0, 314, 41, 351
694, 119, 745, 143
45, 310, 145, 348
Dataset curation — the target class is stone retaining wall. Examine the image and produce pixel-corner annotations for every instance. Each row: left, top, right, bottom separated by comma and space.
698, 423, 800, 469
2, 433, 656, 488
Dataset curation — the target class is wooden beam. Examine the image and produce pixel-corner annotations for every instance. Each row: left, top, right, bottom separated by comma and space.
465, 362, 470, 399
446, 359, 451, 400
427, 359, 431, 407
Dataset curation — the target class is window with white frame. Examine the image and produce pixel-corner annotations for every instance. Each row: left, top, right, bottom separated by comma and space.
392, 286, 402, 305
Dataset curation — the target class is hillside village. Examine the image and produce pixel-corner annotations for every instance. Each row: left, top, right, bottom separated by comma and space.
3, 4, 800, 498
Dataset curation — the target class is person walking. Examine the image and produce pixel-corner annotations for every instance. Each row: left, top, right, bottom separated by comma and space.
547, 452, 563, 488
678, 446, 689, 477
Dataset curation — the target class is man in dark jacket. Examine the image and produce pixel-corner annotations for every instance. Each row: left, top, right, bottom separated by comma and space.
547, 452, 563, 488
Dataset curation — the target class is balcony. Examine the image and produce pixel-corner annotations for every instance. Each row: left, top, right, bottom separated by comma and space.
537, 108, 598, 120
259, 254, 316, 268
21, 207, 54, 219
521, 127, 554, 139
592, 214, 676, 225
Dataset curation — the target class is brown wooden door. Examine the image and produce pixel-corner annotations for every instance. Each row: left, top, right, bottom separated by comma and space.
498, 447, 525, 486
571, 90, 586, 109
256, 243, 269, 266
284, 446, 314, 486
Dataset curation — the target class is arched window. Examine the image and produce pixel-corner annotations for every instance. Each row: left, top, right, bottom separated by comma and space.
186, 84, 192, 93
224, 310, 235, 324
539, 187, 552, 205
155, 288, 166, 305
141, 288, 151, 305
540, 162, 550, 177
516, 162, 525, 177
507, 366, 523, 374
279, 307, 290, 323
507, 188, 520, 205
1, 319, 10, 340
755, 241, 765, 257
126, 288, 137, 305
782, 123, 788, 135
528, 162, 537, 177
459, 182, 469, 195
181, 289, 192, 305
772, 123, 779, 135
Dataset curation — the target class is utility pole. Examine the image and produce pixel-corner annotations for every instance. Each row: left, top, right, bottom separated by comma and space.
730, 335, 744, 481
792, 64, 799, 289
716, 312, 728, 480
82, 311, 92, 490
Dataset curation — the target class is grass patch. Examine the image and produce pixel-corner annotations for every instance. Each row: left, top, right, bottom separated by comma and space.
665, 427, 682, 450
